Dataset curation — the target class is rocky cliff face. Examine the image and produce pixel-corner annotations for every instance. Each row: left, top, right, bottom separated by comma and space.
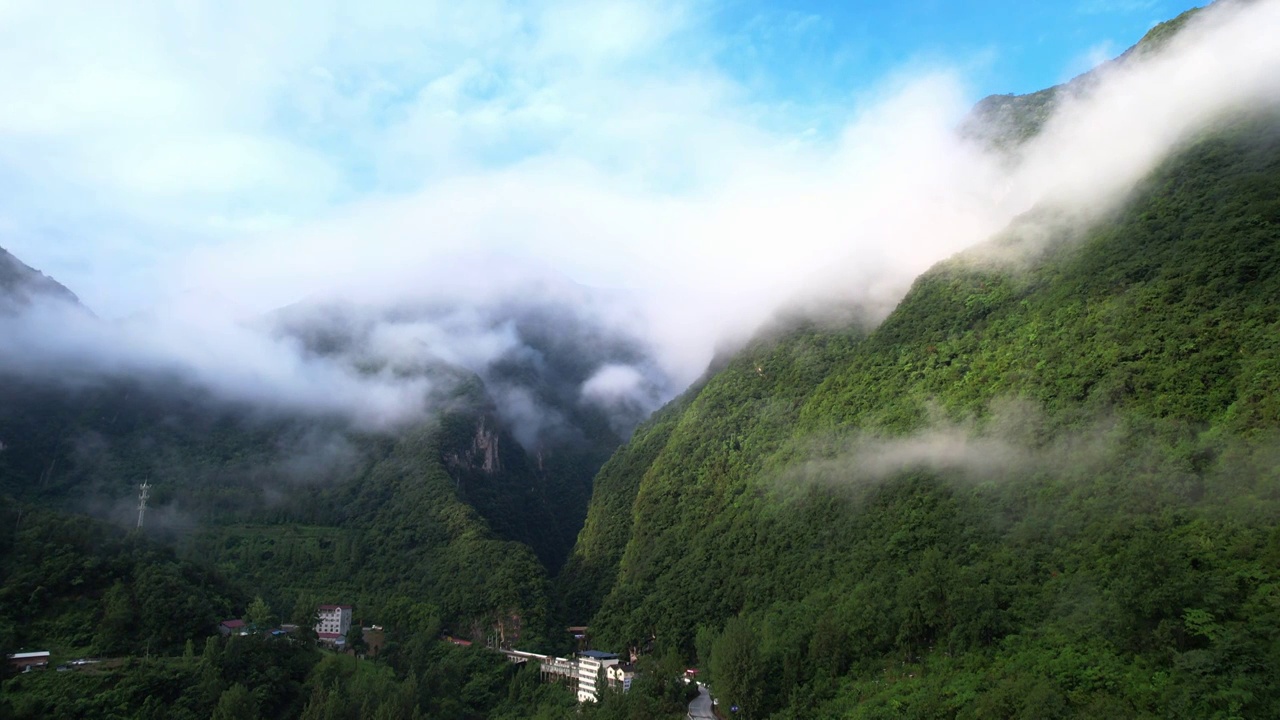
444, 416, 503, 475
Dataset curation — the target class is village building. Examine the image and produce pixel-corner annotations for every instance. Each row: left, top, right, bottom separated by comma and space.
8, 651, 50, 672
606, 662, 637, 691
218, 619, 247, 636
566, 625, 589, 650
501, 648, 624, 703
315, 604, 352, 644
574, 650, 620, 703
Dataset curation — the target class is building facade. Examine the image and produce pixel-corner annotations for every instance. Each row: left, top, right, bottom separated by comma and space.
315, 604, 352, 642
574, 651, 620, 703
605, 662, 637, 691
501, 648, 624, 703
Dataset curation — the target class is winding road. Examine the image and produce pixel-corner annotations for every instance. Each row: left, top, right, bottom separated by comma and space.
687, 683, 716, 719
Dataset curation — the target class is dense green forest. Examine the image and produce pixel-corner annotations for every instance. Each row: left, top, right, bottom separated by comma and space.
0, 506, 239, 660
576, 98, 1280, 717
0, 274, 663, 642
0, 379, 556, 637
0, 252, 676, 716
5, 5, 1280, 717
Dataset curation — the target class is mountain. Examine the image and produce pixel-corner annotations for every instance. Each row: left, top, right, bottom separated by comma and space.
961, 7, 1202, 151
5, 3, 1280, 717
566, 54, 1280, 720
0, 254, 672, 657
268, 294, 670, 572
0, 246, 81, 312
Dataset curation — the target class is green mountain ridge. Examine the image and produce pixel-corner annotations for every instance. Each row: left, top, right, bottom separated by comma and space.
5, 3, 1280, 716
962, 6, 1202, 151
567, 93, 1280, 719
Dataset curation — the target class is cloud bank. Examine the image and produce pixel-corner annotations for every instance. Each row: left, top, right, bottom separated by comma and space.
1, 0, 1279, 434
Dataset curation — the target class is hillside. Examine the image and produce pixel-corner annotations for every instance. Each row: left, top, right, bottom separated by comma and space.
571, 101, 1280, 718
0, 371, 557, 645
0, 267, 667, 653
0, 505, 240, 660
4, 2, 1278, 718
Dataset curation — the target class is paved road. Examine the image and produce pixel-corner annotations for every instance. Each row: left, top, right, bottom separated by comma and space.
688, 683, 716, 719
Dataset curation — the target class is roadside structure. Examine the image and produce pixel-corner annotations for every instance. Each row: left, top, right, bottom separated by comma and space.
500, 648, 624, 702
7, 651, 50, 671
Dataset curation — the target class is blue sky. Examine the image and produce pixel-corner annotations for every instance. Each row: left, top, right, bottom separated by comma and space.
715, 1, 1196, 103
0, 0, 1202, 316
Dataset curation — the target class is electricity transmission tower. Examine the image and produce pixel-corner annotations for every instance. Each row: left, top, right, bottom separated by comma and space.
136, 481, 151, 529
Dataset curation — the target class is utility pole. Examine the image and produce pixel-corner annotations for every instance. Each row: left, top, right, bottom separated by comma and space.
136, 481, 151, 530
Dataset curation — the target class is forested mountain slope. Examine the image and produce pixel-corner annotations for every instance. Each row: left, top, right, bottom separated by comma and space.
574, 103, 1280, 717
0, 371, 557, 652
0, 506, 240, 660
0, 257, 661, 652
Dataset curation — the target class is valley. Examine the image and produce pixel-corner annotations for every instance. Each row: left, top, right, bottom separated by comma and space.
4, 2, 1280, 718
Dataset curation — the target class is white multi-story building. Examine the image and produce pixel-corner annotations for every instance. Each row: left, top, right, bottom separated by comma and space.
575, 651, 620, 702
315, 604, 352, 643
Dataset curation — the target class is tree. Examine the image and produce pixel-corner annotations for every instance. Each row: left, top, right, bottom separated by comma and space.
212, 683, 260, 720
710, 617, 764, 719
695, 625, 717, 679
347, 625, 368, 657
94, 580, 135, 656
246, 595, 274, 631
292, 595, 319, 642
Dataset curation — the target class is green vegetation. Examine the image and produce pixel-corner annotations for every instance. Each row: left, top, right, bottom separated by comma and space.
1, 632, 578, 720
4, 7, 1276, 718
579, 110, 1280, 718
0, 506, 238, 660
557, 385, 705, 625
179, 417, 555, 645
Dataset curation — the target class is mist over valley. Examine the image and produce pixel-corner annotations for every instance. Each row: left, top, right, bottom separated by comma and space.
3, 1, 1280, 718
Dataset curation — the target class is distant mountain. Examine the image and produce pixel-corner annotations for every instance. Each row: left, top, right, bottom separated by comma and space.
0, 250, 673, 652
0, 246, 81, 312
962, 7, 1202, 151
266, 291, 673, 572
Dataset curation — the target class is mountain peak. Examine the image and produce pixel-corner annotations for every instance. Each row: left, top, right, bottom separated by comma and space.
0, 246, 82, 312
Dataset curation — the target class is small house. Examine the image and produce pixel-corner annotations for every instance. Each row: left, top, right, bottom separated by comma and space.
8, 651, 50, 671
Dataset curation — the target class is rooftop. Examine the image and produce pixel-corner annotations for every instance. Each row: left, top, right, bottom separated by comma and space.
8, 651, 50, 659
318, 604, 352, 610
578, 650, 619, 660
220, 619, 246, 628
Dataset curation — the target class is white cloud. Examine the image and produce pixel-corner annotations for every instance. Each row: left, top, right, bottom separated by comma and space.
1, 0, 1278, 432
582, 364, 646, 404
